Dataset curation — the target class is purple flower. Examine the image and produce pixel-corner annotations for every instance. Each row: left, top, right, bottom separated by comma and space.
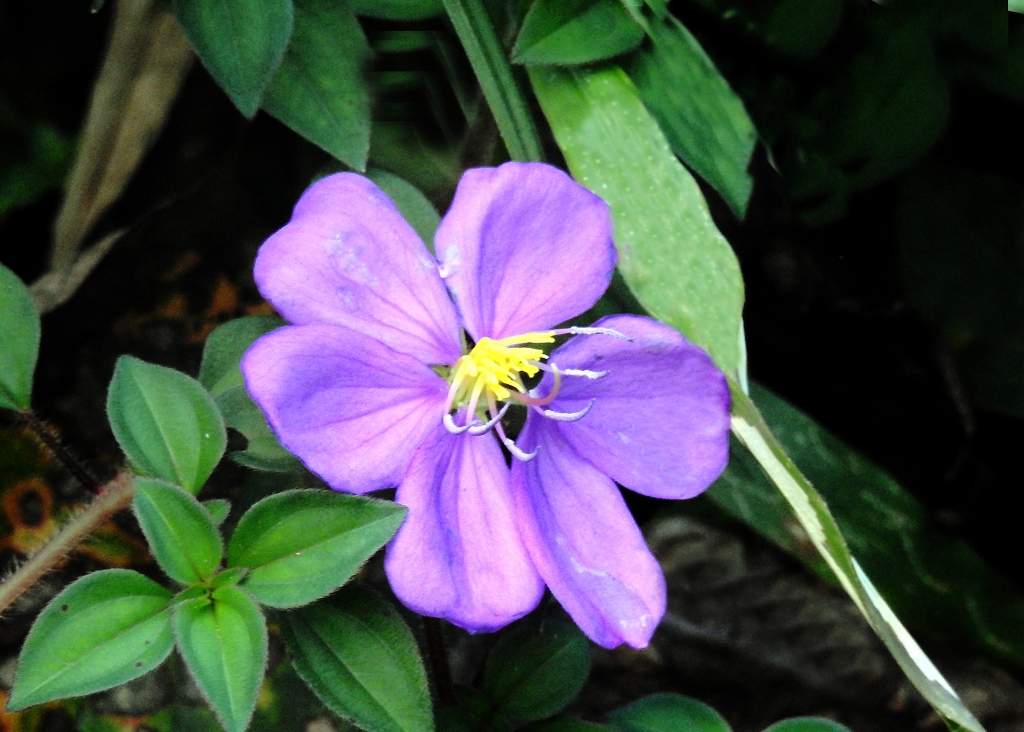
241, 162, 730, 648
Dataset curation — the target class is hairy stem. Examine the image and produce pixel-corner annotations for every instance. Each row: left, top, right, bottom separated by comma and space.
20, 410, 102, 495
423, 616, 456, 705
0, 471, 135, 615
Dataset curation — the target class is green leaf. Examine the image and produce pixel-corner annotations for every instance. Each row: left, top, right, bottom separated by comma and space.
484, 619, 591, 721
106, 356, 227, 494
7, 569, 174, 710
200, 315, 285, 397
627, 18, 756, 217
530, 65, 744, 374
607, 694, 730, 732
172, 0, 294, 117
350, 0, 443, 19
513, 0, 644, 66
199, 315, 301, 472
174, 585, 268, 732
762, 719, 851, 732
133, 477, 224, 585
726, 382, 984, 732
1012, 0, 1024, 14
710, 383, 1024, 670
898, 162, 1024, 417
203, 498, 232, 526
262, 0, 372, 170
366, 168, 441, 253
228, 489, 406, 608
441, 0, 544, 162
0, 262, 40, 410
281, 587, 432, 732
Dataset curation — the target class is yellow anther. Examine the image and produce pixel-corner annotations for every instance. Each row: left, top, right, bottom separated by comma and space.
448, 332, 555, 409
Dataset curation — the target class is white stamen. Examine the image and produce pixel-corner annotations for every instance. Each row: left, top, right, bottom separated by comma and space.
495, 421, 538, 461
468, 402, 510, 435
540, 399, 595, 423
549, 326, 632, 341
443, 412, 473, 434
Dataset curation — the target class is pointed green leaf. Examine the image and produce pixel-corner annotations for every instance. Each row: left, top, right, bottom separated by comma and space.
281, 587, 432, 732
0, 262, 40, 411
7, 569, 173, 710
513, 0, 644, 66
106, 356, 226, 493
484, 619, 591, 721
228, 489, 406, 608
262, 0, 372, 170
174, 585, 268, 732
216, 387, 302, 472
627, 18, 756, 217
172, 0, 294, 117
133, 477, 224, 585
608, 694, 730, 732
530, 65, 745, 374
728, 383, 984, 732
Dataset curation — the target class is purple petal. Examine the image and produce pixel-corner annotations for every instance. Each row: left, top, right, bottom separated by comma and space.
254, 173, 461, 365
541, 315, 730, 500
436, 162, 616, 341
241, 324, 448, 493
510, 416, 665, 649
386, 424, 544, 632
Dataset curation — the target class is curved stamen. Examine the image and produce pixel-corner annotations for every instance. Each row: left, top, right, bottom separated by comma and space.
443, 412, 473, 435
549, 326, 632, 341
495, 421, 538, 462
539, 399, 595, 423
468, 402, 510, 435
508, 364, 562, 407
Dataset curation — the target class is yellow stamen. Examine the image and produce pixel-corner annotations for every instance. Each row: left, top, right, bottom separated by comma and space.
448, 332, 555, 409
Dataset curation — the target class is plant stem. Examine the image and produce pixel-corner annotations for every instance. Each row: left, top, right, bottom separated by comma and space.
0, 471, 135, 615
423, 616, 456, 705
441, 0, 544, 163
19, 410, 103, 495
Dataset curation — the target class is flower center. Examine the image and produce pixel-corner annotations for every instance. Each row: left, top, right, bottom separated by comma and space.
447, 332, 555, 414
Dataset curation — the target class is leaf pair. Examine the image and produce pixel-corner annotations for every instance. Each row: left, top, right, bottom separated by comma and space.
173, 0, 370, 169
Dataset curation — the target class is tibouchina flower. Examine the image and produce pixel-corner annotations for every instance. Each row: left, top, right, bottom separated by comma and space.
241, 162, 730, 648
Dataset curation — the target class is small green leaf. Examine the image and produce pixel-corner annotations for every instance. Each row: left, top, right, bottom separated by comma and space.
174, 585, 268, 732
281, 587, 432, 732
172, 0, 294, 117
627, 18, 756, 217
763, 719, 851, 732
228, 489, 406, 608
530, 65, 745, 374
0, 262, 40, 411
263, 0, 372, 170
608, 694, 730, 732
200, 316, 284, 398
484, 619, 591, 721
350, 0, 443, 19
513, 0, 644, 66
7, 569, 173, 710
133, 477, 224, 585
212, 567, 248, 588
366, 168, 441, 253
106, 356, 227, 494
203, 498, 232, 526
